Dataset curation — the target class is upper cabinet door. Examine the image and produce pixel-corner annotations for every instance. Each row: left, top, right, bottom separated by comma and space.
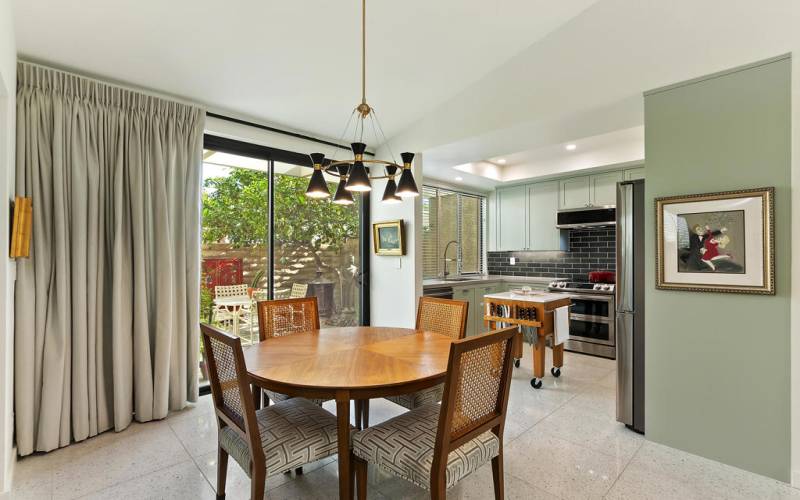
559, 175, 591, 210
624, 167, 645, 181
497, 186, 527, 250
591, 171, 624, 206
528, 181, 561, 250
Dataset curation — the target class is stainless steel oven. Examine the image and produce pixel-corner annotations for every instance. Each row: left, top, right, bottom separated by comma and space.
566, 293, 615, 358
548, 283, 616, 359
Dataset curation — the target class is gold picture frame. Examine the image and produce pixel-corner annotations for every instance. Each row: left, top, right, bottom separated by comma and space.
656, 187, 774, 295
372, 220, 405, 256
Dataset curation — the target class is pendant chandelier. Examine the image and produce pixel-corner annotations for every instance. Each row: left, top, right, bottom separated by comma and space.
305, 0, 419, 203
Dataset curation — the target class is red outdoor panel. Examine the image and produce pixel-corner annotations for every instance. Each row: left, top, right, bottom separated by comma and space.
202, 258, 243, 296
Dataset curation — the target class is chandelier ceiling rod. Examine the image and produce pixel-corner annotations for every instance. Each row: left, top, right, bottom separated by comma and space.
361, 0, 366, 106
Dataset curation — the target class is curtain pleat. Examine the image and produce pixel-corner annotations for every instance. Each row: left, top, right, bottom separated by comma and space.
14, 62, 204, 455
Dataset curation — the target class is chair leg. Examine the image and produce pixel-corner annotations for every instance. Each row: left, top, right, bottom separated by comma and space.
251, 466, 266, 500
353, 455, 368, 500
491, 454, 504, 500
430, 472, 446, 500
362, 400, 370, 429
216, 447, 228, 500
354, 400, 363, 430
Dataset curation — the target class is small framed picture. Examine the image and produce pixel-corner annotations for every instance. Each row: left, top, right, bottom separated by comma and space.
372, 220, 405, 256
656, 187, 774, 294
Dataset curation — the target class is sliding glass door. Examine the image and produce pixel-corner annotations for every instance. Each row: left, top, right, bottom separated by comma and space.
199, 136, 368, 386
272, 160, 362, 325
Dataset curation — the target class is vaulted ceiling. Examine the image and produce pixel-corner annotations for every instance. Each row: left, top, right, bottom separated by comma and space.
12, 0, 598, 142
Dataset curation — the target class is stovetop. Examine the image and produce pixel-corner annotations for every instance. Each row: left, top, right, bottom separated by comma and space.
548, 281, 615, 294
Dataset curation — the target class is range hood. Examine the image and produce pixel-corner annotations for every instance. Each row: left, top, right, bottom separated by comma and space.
556, 206, 616, 229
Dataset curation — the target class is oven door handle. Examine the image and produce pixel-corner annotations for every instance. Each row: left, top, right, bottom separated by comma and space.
566, 293, 614, 302
570, 313, 614, 323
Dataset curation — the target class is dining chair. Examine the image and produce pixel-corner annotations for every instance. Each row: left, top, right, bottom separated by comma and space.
352, 326, 517, 499
201, 323, 342, 500
255, 297, 328, 406
289, 283, 309, 298
382, 297, 469, 412
212, 284, 252, 338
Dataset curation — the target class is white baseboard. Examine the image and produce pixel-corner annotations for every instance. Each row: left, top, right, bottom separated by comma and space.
792, 469, 800, 489
0, 444, 14, 494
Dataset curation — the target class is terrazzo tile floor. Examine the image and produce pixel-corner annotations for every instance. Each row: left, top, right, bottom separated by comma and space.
3, 348, 798, 499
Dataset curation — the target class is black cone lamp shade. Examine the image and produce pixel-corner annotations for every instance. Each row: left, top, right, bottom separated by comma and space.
332, 165, 354, 205
345, 161, 371, 192
345, 142, 371, 192
381, 165, 401, 203
305, 152, 331, 199
395, 152, 419, 197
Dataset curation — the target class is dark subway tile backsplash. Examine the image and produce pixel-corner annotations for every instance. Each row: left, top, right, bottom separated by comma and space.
487, 228, 615, 282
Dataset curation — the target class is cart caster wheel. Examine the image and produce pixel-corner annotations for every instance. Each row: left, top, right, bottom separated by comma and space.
514, 359, 521, 368
530, 378, 542, 389
551, 367, 561, 378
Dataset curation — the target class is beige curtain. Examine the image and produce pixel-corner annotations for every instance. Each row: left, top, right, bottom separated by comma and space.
14, 62, 204, 455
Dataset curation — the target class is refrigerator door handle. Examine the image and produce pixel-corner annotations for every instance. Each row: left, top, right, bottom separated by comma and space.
616, 310, 634, 426
616, 182, 634, 313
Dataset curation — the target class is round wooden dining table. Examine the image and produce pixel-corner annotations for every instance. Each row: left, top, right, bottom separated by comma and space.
242, 326, 455, 499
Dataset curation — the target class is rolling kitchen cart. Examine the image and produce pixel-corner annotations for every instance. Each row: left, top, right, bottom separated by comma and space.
483, 291, 571, 389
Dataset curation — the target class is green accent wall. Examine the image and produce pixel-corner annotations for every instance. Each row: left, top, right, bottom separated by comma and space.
644, 56, 791, 481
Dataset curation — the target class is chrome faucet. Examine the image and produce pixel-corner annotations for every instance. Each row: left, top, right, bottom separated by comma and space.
442, 240, 459, 278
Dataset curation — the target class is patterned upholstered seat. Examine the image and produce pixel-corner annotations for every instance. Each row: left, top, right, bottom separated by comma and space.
353, 403, 500, 490
220, 397, 342, 477
384, 384, 444, 409
385, 297, 468, 412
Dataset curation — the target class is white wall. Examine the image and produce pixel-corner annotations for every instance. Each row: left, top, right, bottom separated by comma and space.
790, 32, 800, 487
0, 0, 16, 493
368, 154, 422, 328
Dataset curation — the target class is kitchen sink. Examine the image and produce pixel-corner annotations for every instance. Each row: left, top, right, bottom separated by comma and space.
439, 277, 480, 282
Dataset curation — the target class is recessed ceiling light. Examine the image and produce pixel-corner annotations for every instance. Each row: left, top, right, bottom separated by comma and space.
497, 158, 507, 164
565, 144, 577, 151
455, 176, 463, 181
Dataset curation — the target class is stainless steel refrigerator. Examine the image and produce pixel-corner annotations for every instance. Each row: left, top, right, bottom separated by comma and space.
616, 179, 645, 434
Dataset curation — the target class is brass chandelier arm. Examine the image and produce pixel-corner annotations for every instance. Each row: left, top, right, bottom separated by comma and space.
321, 158, 401, 179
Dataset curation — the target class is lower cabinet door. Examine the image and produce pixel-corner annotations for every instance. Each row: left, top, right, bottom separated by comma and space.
452, 287, 476, 337
475, 285, 501, 335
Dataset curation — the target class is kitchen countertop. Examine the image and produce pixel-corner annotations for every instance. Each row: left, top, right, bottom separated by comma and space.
423, 275, 567, 288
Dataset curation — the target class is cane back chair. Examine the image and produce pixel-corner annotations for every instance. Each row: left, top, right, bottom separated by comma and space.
200, 323, 341, 500
352, 327, 517, 499
383, 296, 469, 410
255, 297, 329, 406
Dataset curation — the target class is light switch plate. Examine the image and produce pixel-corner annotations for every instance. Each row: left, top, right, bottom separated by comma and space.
509, 257, 516, 265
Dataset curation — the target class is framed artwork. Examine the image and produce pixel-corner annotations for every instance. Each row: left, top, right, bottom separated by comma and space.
656, 187, 774, 294
372, 220, 405, 256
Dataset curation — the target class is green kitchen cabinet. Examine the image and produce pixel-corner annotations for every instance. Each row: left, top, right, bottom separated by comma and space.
624, 167, 645, 180
559, 171, 624, 209
496, 186, 527, 251
452, 286, 476, 337
591, 170, 624, 206
558, 175, 591, 210
474, 283, 502, 335
527, 180, 564, 250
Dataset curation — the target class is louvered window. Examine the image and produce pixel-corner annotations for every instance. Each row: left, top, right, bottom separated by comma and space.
422, 186, 486, 279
